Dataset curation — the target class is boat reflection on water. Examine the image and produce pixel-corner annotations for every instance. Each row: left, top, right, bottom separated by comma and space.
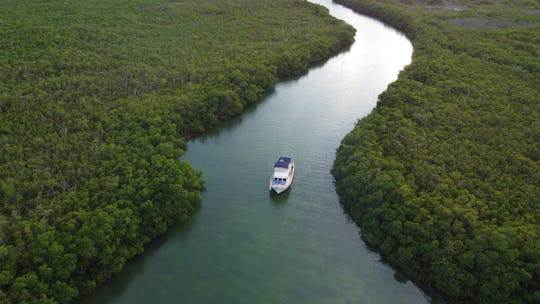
269, 187, 291, 205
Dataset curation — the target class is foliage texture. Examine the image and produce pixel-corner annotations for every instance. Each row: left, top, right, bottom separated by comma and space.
0, 0, 355, 302
333, 0, 539, 303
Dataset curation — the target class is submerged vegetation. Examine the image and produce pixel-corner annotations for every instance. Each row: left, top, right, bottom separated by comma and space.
0, 0, 354, 302
333, 0, 539, 303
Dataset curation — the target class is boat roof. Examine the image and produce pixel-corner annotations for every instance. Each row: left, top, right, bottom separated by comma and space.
273, 171, 289, 178
274, 157, 292, 168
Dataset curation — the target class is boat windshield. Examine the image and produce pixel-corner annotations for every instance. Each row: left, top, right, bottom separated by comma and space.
273, 177, 287, 184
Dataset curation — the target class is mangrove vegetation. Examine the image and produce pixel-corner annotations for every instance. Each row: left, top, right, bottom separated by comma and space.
0, 0, 355, 303
333, 0, 539, 303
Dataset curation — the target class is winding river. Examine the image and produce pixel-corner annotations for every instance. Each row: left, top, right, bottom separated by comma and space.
82, 0, 426, 303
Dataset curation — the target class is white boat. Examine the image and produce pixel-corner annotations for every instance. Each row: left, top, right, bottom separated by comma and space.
269, 157, 295, 194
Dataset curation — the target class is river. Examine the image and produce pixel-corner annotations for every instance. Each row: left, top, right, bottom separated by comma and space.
82, 0, 426, 303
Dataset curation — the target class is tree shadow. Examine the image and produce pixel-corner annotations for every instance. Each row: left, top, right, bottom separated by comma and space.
78, 205, 202, 303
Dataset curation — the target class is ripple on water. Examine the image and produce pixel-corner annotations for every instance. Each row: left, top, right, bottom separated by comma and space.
81, 0, 425, 303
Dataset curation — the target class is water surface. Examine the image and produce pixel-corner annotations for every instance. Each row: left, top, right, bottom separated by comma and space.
83, 0, 425, 303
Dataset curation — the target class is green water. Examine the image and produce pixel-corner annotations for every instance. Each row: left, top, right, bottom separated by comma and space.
82, 1, 427, 303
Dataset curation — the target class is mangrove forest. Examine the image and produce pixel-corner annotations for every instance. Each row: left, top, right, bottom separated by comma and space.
333, 0, 539, 303
0, 0, 354, 303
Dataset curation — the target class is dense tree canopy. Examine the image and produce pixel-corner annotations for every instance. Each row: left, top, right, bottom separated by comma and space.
333, 0, 539, 303
0, 0, 355, 302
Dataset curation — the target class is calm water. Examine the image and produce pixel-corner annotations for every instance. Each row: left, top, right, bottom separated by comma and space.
82, 0, 426, 303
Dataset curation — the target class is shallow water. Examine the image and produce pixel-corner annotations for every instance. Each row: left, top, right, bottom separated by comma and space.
82, 0, 426, 303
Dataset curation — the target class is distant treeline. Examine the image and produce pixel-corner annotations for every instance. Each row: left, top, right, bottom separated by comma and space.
333, 0, 539, 303
0, 0, 355, 302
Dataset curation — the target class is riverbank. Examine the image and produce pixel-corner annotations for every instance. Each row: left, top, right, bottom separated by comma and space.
0, 1, 354, 302
332, 0, 539, 303
81, 1, 424, 302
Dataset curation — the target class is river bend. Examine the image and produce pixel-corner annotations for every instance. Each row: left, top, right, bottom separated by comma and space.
82, 0, 426, 303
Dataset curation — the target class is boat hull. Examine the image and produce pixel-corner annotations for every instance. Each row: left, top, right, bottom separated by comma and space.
270, 184, 290, 194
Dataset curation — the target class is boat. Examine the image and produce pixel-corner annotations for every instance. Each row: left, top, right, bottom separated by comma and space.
269, 157, 295, 194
